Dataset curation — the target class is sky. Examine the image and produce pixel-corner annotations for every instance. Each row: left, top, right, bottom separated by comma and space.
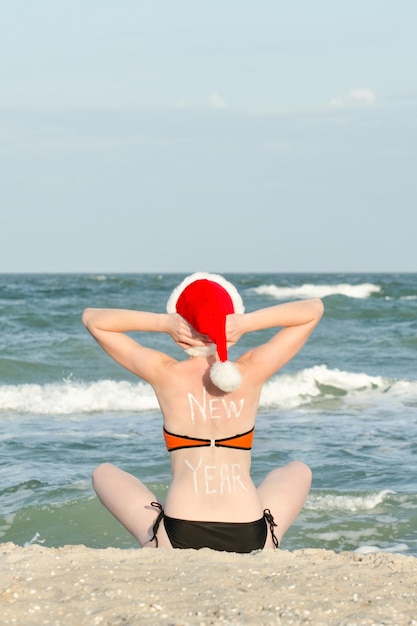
1, 0, 416, 273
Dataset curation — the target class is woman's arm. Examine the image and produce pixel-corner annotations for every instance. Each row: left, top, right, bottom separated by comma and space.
228, 299, 324, 382
82, 308, 208, 382
227, 299, 324, 340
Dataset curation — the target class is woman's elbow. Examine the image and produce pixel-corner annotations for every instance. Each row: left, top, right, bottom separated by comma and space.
82, 307, 95, 329
313, 298, 324, 320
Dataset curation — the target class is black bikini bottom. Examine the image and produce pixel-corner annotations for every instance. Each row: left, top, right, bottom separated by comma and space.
150, 502, 279, 553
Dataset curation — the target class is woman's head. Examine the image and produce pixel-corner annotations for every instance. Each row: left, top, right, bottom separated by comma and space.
167, 272, 244, 392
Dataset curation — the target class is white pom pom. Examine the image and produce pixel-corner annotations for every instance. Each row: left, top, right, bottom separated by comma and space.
210, 361, 242, 392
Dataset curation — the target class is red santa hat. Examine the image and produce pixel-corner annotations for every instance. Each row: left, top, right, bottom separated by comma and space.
166, 272, 245, 392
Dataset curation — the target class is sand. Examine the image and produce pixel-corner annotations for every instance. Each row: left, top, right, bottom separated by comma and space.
1, 543, 416, 626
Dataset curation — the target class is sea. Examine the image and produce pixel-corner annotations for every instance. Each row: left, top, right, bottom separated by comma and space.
1, 273, 416, 556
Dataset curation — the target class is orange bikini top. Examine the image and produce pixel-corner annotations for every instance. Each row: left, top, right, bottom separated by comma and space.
163, 426, 254, 452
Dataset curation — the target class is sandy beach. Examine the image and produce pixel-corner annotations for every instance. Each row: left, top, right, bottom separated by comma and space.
1, 543, 416, 625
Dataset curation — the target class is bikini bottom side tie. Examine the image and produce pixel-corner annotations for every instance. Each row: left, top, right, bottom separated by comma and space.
263, 508, 279, 548
149, 501, 164, 547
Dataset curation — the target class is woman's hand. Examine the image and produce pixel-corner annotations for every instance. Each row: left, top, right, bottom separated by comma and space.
166, 314, 211, 351
225, 313, 245, 347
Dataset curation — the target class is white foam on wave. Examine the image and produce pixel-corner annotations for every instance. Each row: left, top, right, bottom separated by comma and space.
1, 366, 416, 415
254, 282, 381, 300
89, 274, 107, 281
260, 364, 417, 410
24, 532, 46, 547
354, 543, 409, 554
305, 489, 395, 513
260, 367, 323, 409
0, 379, 158, 415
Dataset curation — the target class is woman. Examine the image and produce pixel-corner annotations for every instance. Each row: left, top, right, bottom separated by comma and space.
82, 272, 323, 552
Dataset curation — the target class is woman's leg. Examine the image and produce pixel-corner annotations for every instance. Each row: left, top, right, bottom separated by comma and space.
257, 461, 312, 547
92, 463, 172, 548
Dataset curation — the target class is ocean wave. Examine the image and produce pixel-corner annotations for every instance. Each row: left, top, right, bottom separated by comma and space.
1, 366, 416, 415
260, 364, 417, 410
355, 543, 410, 554
253, 283, 381, 300
305, 489, 395, 513
0, 379, 158, 415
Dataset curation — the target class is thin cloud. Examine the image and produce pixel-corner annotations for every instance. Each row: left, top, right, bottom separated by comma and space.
349, 88, 376, 104
330, 88, 376, 109
209, 92, 227, 109
173, 100, 191, 109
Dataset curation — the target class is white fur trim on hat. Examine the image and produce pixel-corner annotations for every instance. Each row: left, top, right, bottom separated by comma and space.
210, 360, 242, 392
166, 272, 245, 315
185, 344, 217, 357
